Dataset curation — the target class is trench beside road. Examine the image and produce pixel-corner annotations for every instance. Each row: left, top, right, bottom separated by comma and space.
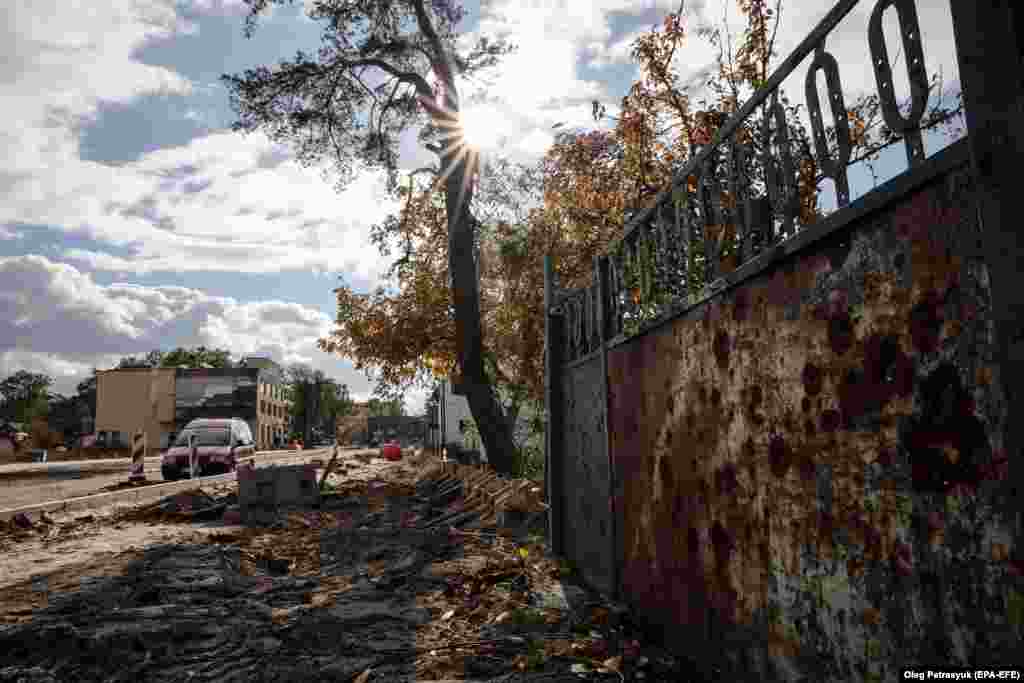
0, 447, 353, 522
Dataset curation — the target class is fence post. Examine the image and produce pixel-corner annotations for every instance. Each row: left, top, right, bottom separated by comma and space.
594, 254, 618, 600
950, 0, 1024, 540
544, 254, 565, 555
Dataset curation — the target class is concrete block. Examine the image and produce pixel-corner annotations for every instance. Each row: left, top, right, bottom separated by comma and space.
239, 464, 320, 524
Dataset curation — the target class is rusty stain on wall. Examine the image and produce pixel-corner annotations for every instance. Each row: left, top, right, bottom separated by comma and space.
606, 150, 1019, 680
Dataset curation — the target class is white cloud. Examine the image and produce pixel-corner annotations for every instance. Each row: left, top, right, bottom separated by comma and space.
181, 0, 250, 16
4, 127, 398, 281
0, 0, 194, 180
456, 0, 692, 159
0, 1, 398, 283
0, 255, 383, 403
0, 349, 118, 398
587, 31, 643, 68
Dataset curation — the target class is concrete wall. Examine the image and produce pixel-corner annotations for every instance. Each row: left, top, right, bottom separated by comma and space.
604, 140, 1019, 679
95, 368, 176, 453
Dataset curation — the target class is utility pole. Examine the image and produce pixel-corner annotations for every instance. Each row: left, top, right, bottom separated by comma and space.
301, 379, 323, 449
302, 381, 312, 449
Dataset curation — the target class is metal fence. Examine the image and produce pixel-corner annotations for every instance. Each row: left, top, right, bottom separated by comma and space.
543, 0, 977, 594
548, 0, 954, 366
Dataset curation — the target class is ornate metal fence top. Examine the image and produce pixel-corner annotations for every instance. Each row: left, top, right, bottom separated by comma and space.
548, 0, 957, 365
622, 0, 861, 243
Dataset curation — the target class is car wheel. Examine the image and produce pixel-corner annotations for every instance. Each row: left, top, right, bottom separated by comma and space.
161, 467, 179, 481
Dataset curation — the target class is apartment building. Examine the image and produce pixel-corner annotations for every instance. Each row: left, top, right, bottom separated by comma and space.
94, 367, 177, 453
96, 359, 290, 452
255, 374, 289, 448
240, 356, 290, 448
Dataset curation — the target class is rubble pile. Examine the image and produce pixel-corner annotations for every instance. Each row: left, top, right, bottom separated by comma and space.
0, 510, 68, 546
117, 484, 238, 525
413, 461, 548, 534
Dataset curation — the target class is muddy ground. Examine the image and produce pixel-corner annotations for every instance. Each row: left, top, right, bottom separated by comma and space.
0, 453, 711, 682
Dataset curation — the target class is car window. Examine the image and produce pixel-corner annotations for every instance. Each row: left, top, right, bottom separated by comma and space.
174, 428, 230, 447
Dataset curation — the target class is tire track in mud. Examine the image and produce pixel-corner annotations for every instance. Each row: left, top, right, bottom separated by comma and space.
0, 478, 466, 683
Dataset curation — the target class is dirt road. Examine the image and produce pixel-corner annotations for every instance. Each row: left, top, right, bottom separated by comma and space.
0, 450, 708, 682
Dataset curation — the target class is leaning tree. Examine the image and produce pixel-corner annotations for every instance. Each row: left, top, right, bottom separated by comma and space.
222, 0, 518, 473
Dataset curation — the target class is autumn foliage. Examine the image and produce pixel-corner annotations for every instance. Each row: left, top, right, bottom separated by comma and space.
320, 0, 963, 410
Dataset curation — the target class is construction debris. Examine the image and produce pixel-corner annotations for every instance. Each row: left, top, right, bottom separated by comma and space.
410, 461, 549, 535
238, 462, 319, 525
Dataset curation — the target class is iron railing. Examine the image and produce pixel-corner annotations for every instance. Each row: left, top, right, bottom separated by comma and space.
550, 0, 950, 364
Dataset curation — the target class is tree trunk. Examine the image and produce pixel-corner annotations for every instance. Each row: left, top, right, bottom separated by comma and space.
442, 147, 518, 476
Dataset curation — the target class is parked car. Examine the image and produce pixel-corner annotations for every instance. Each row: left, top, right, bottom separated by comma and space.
161, 418, 255, 480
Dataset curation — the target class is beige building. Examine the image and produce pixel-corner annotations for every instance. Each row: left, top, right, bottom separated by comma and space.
95, 367, 177, 455
96, 363, 291, 453
256, 379, 290, 449
242, 356, 291, 449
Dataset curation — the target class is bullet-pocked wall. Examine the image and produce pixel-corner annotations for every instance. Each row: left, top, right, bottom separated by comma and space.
605, 139, 1019, 679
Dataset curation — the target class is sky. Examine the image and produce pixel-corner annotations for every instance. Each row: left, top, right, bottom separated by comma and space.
1, 0, 964, 414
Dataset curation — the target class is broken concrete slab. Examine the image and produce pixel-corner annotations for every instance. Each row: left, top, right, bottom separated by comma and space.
238, 463, 319, 525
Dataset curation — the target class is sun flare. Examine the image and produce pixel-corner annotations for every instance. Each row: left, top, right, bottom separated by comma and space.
459, 105, 505, 151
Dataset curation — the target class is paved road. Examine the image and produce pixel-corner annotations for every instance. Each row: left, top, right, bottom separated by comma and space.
0, 448, 312, 478
0, 448, 351, 513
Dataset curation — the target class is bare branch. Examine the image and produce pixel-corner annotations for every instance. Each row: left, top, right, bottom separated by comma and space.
341, 57, 433, 101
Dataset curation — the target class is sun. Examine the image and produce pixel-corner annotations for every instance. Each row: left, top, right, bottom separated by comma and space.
459, 105, 505, 151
